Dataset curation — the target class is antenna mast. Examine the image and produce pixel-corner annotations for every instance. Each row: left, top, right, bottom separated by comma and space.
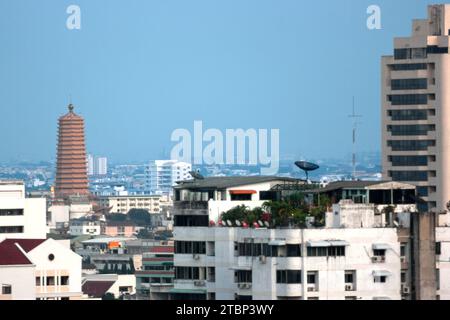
348, 97, 362, 180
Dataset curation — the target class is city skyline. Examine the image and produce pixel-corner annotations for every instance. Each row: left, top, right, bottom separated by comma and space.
0, 0, 442, 163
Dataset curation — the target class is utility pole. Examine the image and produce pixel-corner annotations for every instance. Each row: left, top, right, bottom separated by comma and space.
348, 97, 362, 181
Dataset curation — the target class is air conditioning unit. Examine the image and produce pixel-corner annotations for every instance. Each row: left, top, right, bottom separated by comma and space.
194, 280, 206, 287
238, 283, 246, 289
307, 286, 316, 292
402, 286, 410, 294
372, 256, 385, 263
400, 257, 406, 263
259, 255, 267, 264
345, 284, 354, 291
245, 283, 252, 289
193, 254, 200, 260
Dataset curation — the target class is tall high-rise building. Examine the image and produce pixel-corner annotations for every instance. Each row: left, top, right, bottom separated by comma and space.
145, 160, 192, 195
87, 154, 95, 176
87, 154, 107, 176
382, 4, 450, 225
55, 104, 89, 199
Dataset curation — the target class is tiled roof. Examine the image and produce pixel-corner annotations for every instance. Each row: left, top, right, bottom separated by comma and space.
1, 239, 46, 253
82, 281, 115, 298
0, 241, 33, 266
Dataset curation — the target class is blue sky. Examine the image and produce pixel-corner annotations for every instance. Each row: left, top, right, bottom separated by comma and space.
0, 0, 439, 163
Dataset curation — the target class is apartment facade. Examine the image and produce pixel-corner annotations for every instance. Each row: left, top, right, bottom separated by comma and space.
136, 245, 174, 300
98, 195, 165, 214
381, 4, 450, 225
0, 181, 46, 241
69, 219, 101, 236
145, 160, 192, 195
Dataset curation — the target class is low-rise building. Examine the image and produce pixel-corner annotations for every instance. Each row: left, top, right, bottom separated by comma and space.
0, 238, 83, 300
102, 221, 136, 237
0, 240, 36, 300
69, 219, 101, 236
136, 245, 174, 300
98, 195, 166, 214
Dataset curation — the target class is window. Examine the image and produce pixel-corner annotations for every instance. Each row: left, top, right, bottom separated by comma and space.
174, 215, 209, 227
286, 244, 301, 257
2, 285, 12, 295
307, 271, 318, 285
388, 140, 435, 151
175, 267, 205, 280
46, 277, 55, 286
400, 244, 407, 257
235, 270, 252, 283
345, 271, 355, 284
391, 78, 427, 90
389, 156, 428, 166
387, 124, 435, 136
373, 249, 386, 257
0, 226, 23, 234
259, 191, 280, 201
276, 270, 302, 284
390, 63, 427, 71
307, 246, 345, 257
394, 48, 427, 60
417, 186, 429, 197
388, 109, 428, 121
61, 276, 69, 286
388, 94, 428, 105
35, 277, 41, 286
0, 209, 24, 216
390, 170, 428, 182
436, 242, 442, 255
401, 272, 406, 284
230, 194, 252, 201
374, 276, 387, 283
427, 46, 448, 54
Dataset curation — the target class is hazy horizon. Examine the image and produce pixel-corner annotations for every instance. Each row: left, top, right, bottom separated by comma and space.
0, 0, 439, 163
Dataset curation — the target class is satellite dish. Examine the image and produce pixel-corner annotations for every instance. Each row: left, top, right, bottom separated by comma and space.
295, 161, 320, 181
235, 220, 242, 227
258, 220, 264, 227
226, 220, 233, 227
264, 221, 270, 228
189, 170, 205, 180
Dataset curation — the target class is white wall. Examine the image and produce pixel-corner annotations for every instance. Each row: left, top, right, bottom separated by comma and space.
0, 265, 36, 300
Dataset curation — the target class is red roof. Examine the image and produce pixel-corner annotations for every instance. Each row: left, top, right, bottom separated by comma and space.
150, 246, 174, 253
1, 239, 46, 253
0, 241, 33, 266
82, 281, 115, 298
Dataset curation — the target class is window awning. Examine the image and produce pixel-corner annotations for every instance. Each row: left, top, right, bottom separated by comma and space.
373, 270, 392, 277
307, 240, 349, 247
269, 240, 286, 246
372, 243, 391, 250
229, 190, 257, 195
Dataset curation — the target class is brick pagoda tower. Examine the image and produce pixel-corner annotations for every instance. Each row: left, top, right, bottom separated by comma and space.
55, 104, 89, 199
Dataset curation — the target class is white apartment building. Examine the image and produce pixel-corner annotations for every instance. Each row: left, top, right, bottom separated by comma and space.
171, 176, 437, 300
0, 180, 46, 241
381, 4, 450, 225
145, 160, 192, 195
98, 195, 168, 214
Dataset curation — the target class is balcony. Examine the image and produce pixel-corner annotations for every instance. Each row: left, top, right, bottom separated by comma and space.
174, 201, 209, 215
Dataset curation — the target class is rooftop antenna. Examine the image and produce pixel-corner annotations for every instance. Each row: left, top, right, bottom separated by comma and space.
348, 97, 362, 181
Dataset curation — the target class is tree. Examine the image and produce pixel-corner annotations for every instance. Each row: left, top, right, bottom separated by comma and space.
128, 209, 151, 226
137, 228, 152, 239
102, 293, 115, 300
107, 213, 127, 222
